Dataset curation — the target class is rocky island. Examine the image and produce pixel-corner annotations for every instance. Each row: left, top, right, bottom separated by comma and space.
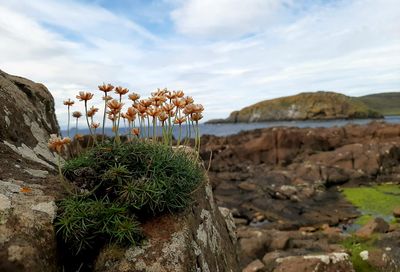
208, 91, 386, 123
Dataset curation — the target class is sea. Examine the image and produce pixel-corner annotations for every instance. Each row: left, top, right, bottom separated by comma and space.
61, 116, 400, 138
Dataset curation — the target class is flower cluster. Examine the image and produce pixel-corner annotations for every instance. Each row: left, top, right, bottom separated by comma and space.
60, 85, 204, 150
48, 135, 71, 154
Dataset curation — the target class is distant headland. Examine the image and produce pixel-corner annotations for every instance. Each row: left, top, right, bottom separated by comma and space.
207, 91, 400, 123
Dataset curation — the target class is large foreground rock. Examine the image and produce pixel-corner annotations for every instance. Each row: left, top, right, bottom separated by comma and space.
0, 70, 60, 271
95, 181, 239, 272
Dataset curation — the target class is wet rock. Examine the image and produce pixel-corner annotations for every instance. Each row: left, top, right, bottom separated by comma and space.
355, 217, 389, 238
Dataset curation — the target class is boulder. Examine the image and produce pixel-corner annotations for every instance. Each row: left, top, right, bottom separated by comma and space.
94, 182, 239, 272
393, 207, 400, 218
355, 217, 389, 238
242, 259, 265, 272
273, 253, 354, 272
359, 248, 399, 272
0, 69, 59, 171
0, 70, 60, 271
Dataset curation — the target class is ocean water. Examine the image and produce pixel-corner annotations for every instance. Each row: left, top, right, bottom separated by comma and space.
61, 116, 400, 138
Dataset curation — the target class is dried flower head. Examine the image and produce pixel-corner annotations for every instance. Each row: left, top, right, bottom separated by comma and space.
174, 90, 185, 98
125, 107, 137, 122
115, 86, 129, 96
158, 112, 168, 123
48, 135, 71, 153
74, 134, 84, 141
172, 98, 186, 109
174, 117, 186, 125
139, 99, 153, 108
76, 91, 94, 101
193, 104, 204, 113
147, 107, 160, 117
168, 110, 175, 117
152, 95, 167, 107
72, 111, 82, 118
91, 122, 100, 129
185, 96, 194, 105
135, 104, 147, 115
166, 91, 176, 100
87, 106, 99, 117
107, 99, 124, 114
20, 187, 32, 193
152, 88, 167, 97
191, 113, 203, 122
162, 103, 175, 113
103, 95, 113, 101
132, 128, 140, 136
108, 113, 116, 122
98, 83, 114, 93
128, 93, 140, 102
183, 104, 196, 115
63, 99, 75, 106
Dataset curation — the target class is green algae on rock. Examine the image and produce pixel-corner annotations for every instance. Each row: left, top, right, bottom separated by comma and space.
342, 184, 400, 227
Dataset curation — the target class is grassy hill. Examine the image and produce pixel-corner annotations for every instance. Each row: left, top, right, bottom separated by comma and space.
208, 91, 386, 123
359, 92, 400, 116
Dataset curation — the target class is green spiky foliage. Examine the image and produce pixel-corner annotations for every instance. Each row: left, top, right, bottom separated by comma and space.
55, 196, 141, 253
63, 141, 204, 213
56, 140, 204, 254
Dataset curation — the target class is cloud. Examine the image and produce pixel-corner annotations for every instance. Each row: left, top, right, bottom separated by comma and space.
0, 0, 399, 128
171, 0, 291, 38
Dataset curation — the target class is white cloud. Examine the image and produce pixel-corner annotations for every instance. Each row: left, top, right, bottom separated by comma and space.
0, 0, 399, 128
171, 0, 291, 38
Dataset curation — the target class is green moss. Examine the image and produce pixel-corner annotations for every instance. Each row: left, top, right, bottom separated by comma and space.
342, 184, 400, 224
341, 236, 377, 272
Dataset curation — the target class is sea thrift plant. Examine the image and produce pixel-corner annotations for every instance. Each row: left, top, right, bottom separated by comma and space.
48, 85, 205, 268
48, 135, 72, 193
63, 99, 74, 137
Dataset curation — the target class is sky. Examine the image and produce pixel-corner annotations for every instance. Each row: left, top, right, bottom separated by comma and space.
0, 0, 399, 127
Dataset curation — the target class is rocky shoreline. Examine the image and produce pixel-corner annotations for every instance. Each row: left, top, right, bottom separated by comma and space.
201, 122, 400, 271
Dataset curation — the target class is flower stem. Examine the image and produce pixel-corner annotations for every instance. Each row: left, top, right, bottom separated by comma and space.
67, 106, 70, 137
102, 91, 108, 143
178, 124, 182, 146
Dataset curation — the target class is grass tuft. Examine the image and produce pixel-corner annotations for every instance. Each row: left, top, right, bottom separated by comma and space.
341, 235, 377, 272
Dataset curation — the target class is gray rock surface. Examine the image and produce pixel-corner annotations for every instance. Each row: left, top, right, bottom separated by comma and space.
94, 182, 239, 272
0, 70, 61, 271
